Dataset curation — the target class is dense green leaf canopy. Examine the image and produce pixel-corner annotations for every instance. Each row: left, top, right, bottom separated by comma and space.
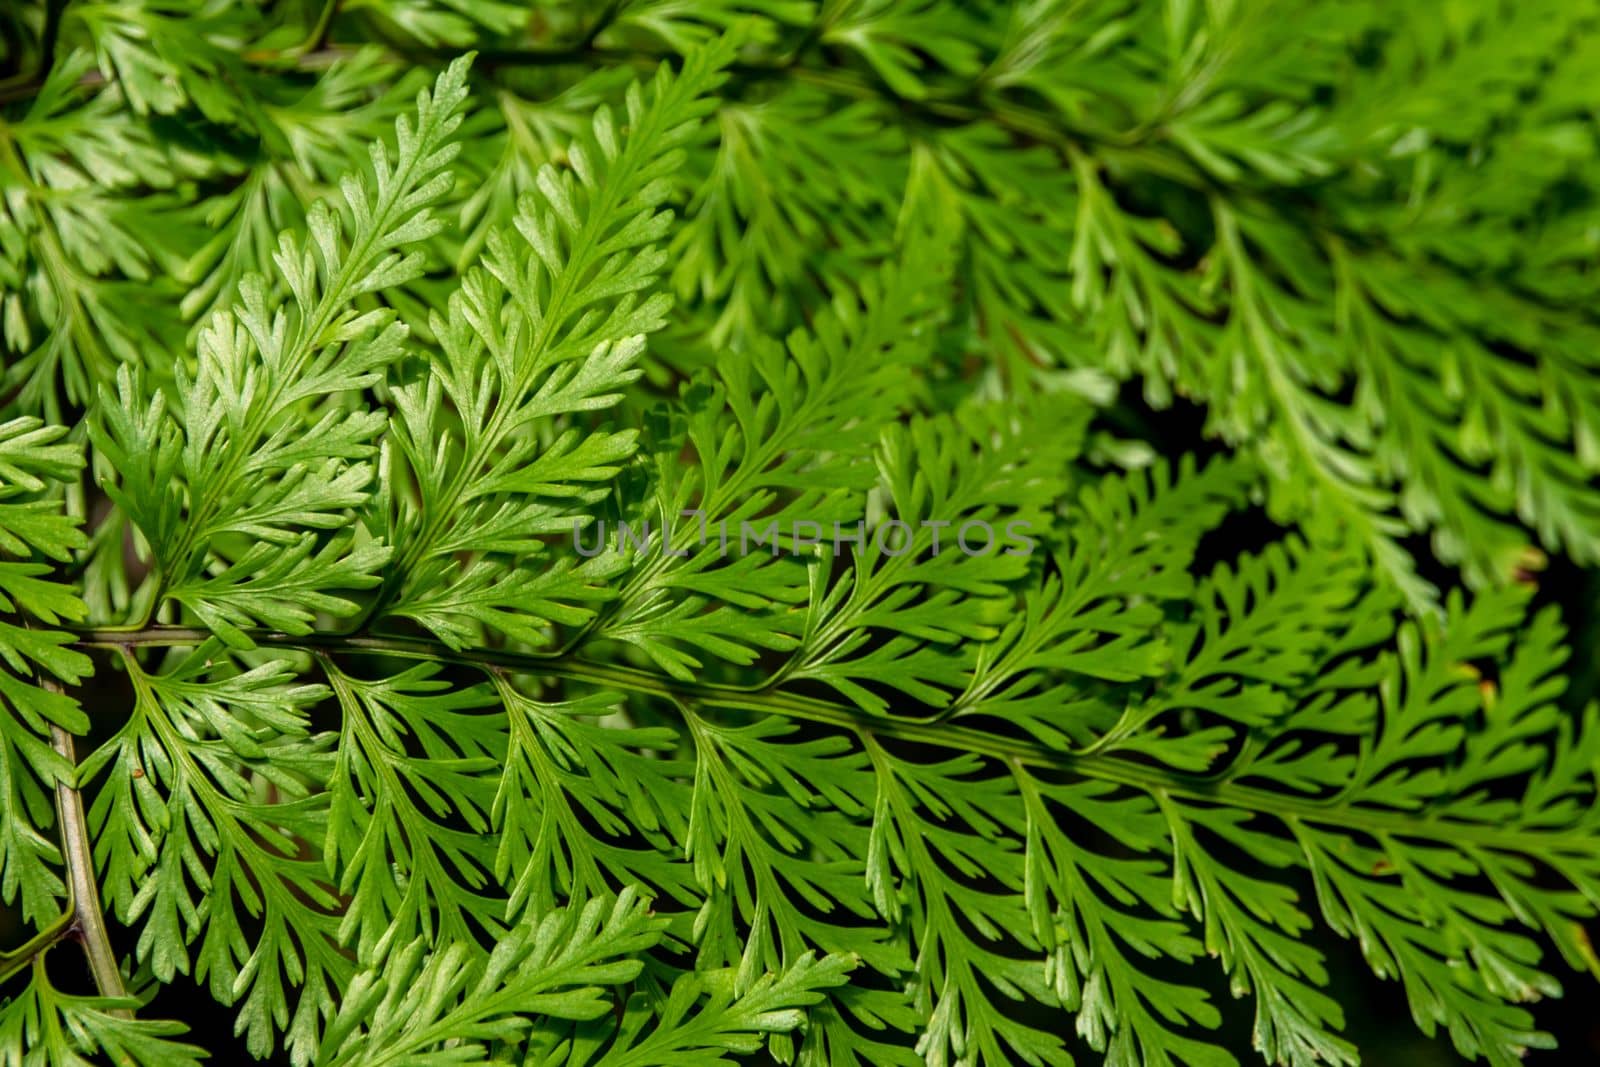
1, 1, 1600, 1064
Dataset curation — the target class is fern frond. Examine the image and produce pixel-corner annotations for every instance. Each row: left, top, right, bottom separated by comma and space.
0, 956, 203, 1067
373, 39, 736, 647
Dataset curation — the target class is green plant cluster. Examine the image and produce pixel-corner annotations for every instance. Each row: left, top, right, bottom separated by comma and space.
1, 1, 1599, 1064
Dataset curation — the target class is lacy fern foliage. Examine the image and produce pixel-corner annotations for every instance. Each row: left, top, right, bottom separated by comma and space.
2, 2, 1600, 1066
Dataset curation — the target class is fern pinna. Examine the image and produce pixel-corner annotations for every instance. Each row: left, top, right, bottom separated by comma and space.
2, 3, 1600, 1065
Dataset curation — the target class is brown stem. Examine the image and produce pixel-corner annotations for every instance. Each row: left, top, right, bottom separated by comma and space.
43, 683, 129, 1011
65, 623, 1595, 855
